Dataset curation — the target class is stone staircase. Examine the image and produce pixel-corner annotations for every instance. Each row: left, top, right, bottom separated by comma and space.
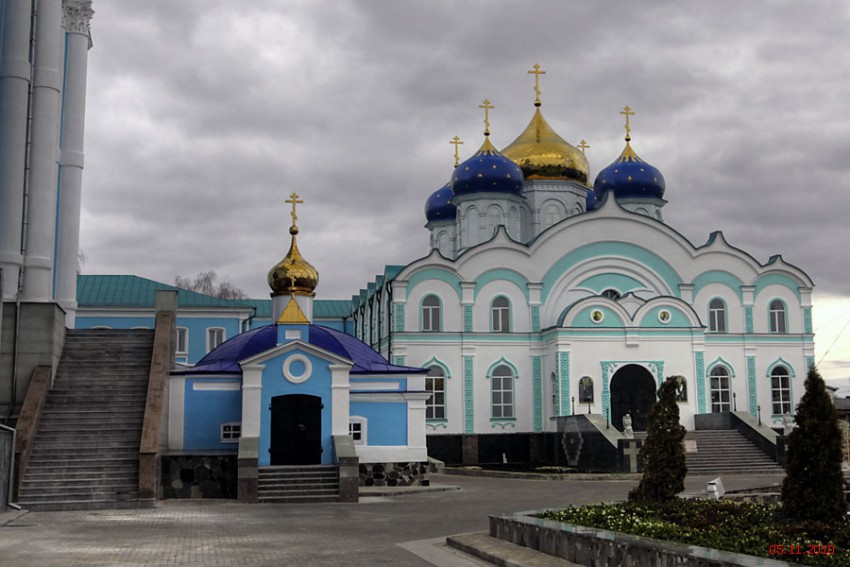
17, 329, 154, 511
685, 430, 784, 475
257, 465, 340, 503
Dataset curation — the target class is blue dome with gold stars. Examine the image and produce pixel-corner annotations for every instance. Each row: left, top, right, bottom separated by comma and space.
425, 181, 456, 223
451, 138, 524, 197
594, 141, 665, 200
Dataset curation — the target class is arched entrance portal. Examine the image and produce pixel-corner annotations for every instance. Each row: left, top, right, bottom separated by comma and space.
610, 365, 657, 432
269, 394, 323, 465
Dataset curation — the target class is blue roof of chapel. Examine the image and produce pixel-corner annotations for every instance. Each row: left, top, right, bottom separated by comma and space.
177, 324, 426, 375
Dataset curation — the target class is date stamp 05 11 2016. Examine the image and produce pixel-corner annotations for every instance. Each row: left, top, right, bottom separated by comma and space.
768, 544, 836, 556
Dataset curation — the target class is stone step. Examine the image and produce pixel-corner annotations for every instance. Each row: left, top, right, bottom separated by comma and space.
257, 487, 339, 498
18, 498, 153, 512
21, 477, 139, 490
25, 468, 139, 480
258, 476, 339, 486
257, 495, 339, 504
18, 487, 139, 501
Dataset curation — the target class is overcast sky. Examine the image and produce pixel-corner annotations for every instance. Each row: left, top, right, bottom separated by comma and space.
80, 1, 850, 380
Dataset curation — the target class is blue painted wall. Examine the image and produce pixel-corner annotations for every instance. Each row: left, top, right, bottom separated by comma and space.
259, 350, 334, 466
183, 377, 242, 451
350, 401, 407, 445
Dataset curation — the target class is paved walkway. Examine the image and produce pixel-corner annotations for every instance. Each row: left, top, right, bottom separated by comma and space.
0, 473, 784, 567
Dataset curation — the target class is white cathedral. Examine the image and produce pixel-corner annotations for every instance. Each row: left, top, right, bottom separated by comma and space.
351, 69, 814, 458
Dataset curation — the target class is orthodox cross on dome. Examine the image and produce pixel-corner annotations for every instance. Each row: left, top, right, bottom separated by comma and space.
620, 105, 635, 141
479, 99, 494, 136
578, 139, 590, 155
285, 192, 303, 229
527, 63, 546, 107
450, 135, 463, 167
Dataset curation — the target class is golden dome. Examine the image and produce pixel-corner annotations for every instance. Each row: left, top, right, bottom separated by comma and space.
500, 108, 590, 184
267, 225, 319, 297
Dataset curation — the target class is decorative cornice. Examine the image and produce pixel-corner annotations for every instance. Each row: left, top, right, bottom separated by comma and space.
63, 0, 94, 40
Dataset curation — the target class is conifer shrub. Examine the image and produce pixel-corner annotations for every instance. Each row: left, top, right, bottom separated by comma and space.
628, 376, 687, 503
781, 365, 846, 525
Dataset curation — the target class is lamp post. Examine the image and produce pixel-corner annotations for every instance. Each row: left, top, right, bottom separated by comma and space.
571, 396, 575, 415
587, 400, 591, 414
757, 405, 762, 426
606, 407, 610, 429
732, 392, 737, 411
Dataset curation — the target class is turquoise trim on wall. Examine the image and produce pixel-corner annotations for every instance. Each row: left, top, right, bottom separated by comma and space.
393, 355, 405, 366
463, 355, 474, 434
464, 305, 473, 332
747, 355, 757, 416
406, 268, 462, 301
532, 356, 542, 432
421, 356, 451, 378
754, 273, 803, 301
474, 268, 530, 301
394, 303, 405, 332
803, 307, 812, 334
765, 357, 795, 378
691, 270, 744, 302
486, 357, 519, 377
541, 242, 683, 302
707, 356, 736, 378
531, 306, 541, 332
575, 273, 644, 295
559, 352, 570, 415
745, 306, 754, 333
639, 306, 692, 328
695, 352, 706, 413
806, 355, 815, 371
574, 305, 626, 328
602, 360, 666, 419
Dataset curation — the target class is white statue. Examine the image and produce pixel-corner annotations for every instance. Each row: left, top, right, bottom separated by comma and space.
623, 413, 634, 438
782, 413, 795, 436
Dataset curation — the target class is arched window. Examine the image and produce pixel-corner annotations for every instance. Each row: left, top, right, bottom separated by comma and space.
421, 295, 441, 332
579, 376, 594, 403
487, 207, 502, 236
463, 206, 478, 247
426, 366, 446, 420
602, 289, 621, 300
709, 298, 726, 333
769, 300, 787, 333
491, 364, 515, 419
544, 204, 560, 227
491, 296, 510, 333
551, 372, 559, 416
710, 366, 730, 412
771, 365, 792, 415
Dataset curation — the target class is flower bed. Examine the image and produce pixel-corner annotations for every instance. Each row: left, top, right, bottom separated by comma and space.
538, 500, 848, 566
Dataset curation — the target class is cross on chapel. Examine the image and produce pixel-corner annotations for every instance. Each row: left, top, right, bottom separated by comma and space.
286, 192, 303, 228
450, 135, 463, 167
479, 99, 494, 136
620, 105, 635, 141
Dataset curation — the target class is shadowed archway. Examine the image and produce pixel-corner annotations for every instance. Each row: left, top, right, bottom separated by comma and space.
610, 364, 656, 432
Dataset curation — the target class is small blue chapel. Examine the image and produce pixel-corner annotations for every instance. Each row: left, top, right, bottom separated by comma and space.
166, 195, 430, 496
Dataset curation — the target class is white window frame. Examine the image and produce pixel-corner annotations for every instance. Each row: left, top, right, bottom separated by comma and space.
490, 365, 515, 419
176, 327, 189, 355
221, 422, 241, 443
206, 327, 225, 352
710, 366, 731, 412
421, 295, 441, 332
349, 416, 367, 445
769, 300, 787, 333
426, 366, 446, 420
491, 296, 510, 333
770, 366, 792, 415
708, 298, 726, 333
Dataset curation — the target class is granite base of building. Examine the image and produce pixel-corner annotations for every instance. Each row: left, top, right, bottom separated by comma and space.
426, 433, 558, 467
161, 455, 237, 499
359, 462, 429, 487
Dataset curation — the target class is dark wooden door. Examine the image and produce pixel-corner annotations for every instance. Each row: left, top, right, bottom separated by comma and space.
610, 364, 657, 432
269, 394, 322, 465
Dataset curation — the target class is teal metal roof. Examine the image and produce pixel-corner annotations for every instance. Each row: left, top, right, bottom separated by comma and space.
314, 299, 353, 319
78, 275, 353, 319
77, 275, 257, 310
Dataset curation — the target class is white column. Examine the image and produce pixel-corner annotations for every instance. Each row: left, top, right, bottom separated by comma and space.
54, 0, 93, 325
330, 364, 350, 436
0, 0, 33, 301
22, 0, 65, 301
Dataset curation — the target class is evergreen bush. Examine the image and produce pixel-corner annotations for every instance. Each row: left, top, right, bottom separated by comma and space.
628, 376, 687, 503
781, 365, 846, 525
